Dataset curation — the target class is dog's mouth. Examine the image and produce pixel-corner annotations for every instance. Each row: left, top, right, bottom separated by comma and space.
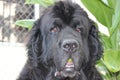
55, 58, 80, 78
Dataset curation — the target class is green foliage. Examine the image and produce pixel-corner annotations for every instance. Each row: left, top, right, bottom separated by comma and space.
81, 0, 120, 79
15, 19, 35, 30
103, 50, 120, 72
81, 0, 113, 28
25, 0, 55, 7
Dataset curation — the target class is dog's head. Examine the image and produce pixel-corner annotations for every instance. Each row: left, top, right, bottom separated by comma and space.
27, 1, 102, 79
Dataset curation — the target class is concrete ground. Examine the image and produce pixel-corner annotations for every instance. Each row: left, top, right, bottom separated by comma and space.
0, 42, 27, 80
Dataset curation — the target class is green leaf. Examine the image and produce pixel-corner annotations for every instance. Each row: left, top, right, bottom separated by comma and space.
81, 0, 113, 28
110, 0, 120, 34
108, 0, 116, 9
110, 29, 120, 49
15, 19, 35, 30
117, 73, 120, 80
117, 29, 120, 49
96, 60, 112, 80
103, 49, 120, 72
25, 0, 55, 7
109, 0, 120, 49
100, 34, 112, 49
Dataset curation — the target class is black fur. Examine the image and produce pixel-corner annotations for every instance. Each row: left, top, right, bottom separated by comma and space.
17, 1, 103, 80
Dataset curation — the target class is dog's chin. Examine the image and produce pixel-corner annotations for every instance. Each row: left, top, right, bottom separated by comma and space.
55, 67, 80, 79
55, 60, 80, 78
61, 68, 79, 78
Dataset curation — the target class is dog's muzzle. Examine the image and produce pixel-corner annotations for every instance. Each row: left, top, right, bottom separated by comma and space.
55, 58, 80, 78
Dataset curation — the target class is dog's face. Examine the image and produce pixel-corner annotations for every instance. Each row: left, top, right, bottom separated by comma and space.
38, 2, 92, 78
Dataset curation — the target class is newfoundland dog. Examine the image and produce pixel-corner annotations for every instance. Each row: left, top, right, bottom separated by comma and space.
17, 1, 103, 80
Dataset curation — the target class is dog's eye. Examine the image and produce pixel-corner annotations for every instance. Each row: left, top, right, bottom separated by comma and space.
50, 27, 59, 33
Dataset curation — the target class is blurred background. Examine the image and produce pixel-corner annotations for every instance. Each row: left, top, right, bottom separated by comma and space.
0, 0, 44, 79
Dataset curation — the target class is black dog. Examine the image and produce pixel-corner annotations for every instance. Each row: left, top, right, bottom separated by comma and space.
17, 1, 103, 80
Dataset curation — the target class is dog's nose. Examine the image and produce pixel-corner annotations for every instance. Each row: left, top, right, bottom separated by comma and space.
62, 39, 79, 52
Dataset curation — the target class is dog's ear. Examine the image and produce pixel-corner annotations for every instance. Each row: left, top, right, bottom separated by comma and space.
88, 21, 103, 63
27, 19, 42, 66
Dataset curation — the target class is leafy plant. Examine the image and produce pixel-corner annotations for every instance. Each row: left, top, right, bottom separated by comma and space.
81, 0, 120, 79
25, 0, 55, 7
15, 19, 35, 30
